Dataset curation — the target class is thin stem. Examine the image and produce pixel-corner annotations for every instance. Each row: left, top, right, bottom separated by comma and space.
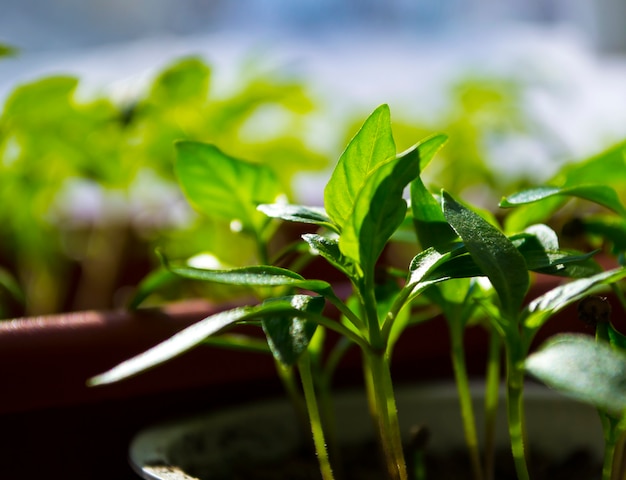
322, 288, 368, 334
483, 327, 501, 480
276, 362, 310, 436
605, 441, 617, 480
614, 429, 626, 480
506, 366, 530, 480
450, 324, 484, 480
298, 352, 335, 480
362, 280, 383, 349
366, 351, 408, 480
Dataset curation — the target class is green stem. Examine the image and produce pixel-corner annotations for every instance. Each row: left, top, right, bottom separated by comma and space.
362, 281, 383, 349
276, 362, 310, 436
483, 328, 501, 480
298, 352, 335, 480
450, 324, 484, 480
612, 428, 626, 480
366, 351, 408, 480
506, 366, 530, 480
604, 437, 617, 480
322, 288, 368, 334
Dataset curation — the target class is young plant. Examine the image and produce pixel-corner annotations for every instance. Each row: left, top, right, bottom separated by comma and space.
89, 104, 626, 480
439, 191, 626, 480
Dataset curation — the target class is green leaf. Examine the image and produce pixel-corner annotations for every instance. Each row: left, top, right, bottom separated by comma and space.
523, 268, 626, 331
526, 334, 626, 416
414, 133, 449, 171
175, 141, 283, 233
302, 233, 355, 278
510, 226, 599, 277
409, 134, 455, 250
324, 104, 396, 229
148, 57, 211, 105
166, 261, 332, 293
262, 295, 325, 366
562, 140, 626, 186
504, 196, 566, 234
443, 191, 529, 319
257, 203, 338, 233
500, 185, 626, 216
411, 178, 458, 250
339, 144, 422, 276
88, 301, 308, 385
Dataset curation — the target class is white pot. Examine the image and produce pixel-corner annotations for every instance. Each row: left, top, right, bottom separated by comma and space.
129, 383, 604, 479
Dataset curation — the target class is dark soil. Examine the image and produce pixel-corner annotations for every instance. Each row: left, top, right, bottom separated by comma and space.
158, 434, 602, 480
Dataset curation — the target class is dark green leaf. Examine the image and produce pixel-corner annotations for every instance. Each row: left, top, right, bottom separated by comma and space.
175, 141, 283, 232
166, 261, 331, 293
500, 185, 626, 216
526, 334, 626, 416
257, 203, 338, 232
443, 191, 529, 319
262, 295, 325, 366
324, 104, 396, 229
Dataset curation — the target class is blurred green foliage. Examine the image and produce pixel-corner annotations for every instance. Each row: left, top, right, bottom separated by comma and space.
0, 56, 327, 315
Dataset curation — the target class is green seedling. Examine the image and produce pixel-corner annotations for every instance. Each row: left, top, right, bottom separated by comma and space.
90, 105, 626, 480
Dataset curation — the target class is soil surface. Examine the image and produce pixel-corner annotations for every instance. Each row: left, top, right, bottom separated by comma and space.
158, 435, 601, 480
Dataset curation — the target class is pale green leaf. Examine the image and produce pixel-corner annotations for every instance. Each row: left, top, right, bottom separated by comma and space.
324, 104, 396, 229
88, 302, 300, 385
175, 141, 283, 232
526, 334, 626, 416
500, 185, 626, 217
339, 144, 421, 276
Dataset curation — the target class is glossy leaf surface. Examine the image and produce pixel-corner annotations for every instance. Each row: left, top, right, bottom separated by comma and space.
523, 268, 626, 331
500, 185, 626, 216
89, 301, 304, 385
302, 233, 355, 278
166, 261, 332, 293
443, 191, 529, 319
262, 295, 325, 366
257, 204, 337, 232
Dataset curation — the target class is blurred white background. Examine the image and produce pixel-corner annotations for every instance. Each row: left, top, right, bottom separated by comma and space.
1, 0, 626, 188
